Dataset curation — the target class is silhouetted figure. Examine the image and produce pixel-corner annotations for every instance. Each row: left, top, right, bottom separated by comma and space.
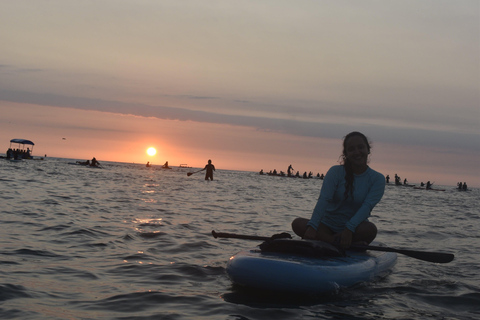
385, 175, 390, 183
202, 159, 216, 181
287, 164, 294, 177
90, 157, 100, 167
395, 174, 401, 185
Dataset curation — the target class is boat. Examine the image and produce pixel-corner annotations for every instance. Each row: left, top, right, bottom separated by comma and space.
225, 239, 397, 295
3, 139, 43, 160
179, 164, 191, 168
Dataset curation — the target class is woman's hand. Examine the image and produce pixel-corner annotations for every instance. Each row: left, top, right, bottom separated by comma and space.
303, 226, 317, 240
339, 228, 353, 248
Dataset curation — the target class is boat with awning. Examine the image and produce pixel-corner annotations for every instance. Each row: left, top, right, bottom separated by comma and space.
5, 139, 39, 160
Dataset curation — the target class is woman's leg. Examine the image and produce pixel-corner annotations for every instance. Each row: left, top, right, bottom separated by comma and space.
293, 218, 377, 244
291, 218, 335, 242
291, 217, 309, 237
352, 221, 377, 244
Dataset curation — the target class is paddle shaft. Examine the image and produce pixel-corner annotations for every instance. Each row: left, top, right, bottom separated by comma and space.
212, 230, 271, 241
187, 169, 203, 176
350, 244, 454, 263
212, 230, 454, 263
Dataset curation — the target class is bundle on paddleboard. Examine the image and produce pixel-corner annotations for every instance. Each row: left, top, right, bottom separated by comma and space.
259, 238, 345, 258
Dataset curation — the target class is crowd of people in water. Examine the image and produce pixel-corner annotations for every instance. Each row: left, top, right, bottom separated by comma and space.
5, 148, 32, 160
259, 164, 325, 179
76, 157, 101, 167
384, 174, 468, 190
259, 166, 469, 191
146, 161, 171, 168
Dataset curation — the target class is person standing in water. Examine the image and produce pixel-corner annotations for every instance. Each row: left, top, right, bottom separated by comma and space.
287, 164, 294, 177
291, 131, 385, 249
202, 159, 216, 181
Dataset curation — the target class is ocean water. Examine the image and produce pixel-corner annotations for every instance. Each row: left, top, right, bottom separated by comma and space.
0, 158, 478, 320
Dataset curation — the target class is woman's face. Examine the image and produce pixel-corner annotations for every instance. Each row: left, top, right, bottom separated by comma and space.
344, 135, 369, 171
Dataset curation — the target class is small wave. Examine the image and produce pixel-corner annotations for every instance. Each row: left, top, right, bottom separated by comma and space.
13, 248, 65, 259
44, 267, 99, 280
59, 227, 110, 239
137, 231, 168, 239
0, 284, 32, 301
71, 291, 208, 313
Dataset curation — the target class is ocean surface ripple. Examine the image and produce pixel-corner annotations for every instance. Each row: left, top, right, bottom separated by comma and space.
0, 158, 478, 320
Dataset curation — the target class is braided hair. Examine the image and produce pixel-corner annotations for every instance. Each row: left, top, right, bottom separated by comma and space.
340, 131, 371, 200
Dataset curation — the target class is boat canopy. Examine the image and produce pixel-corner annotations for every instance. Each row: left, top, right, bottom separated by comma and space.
10, 139, 35, 146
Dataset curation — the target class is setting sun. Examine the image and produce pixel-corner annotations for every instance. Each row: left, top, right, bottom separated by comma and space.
146, 147, 157, 156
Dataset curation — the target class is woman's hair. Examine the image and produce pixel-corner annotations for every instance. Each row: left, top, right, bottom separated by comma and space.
340, 131, 371, 200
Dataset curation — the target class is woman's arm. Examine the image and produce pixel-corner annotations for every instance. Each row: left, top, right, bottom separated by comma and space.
345, 172, 385, 232
307, 166, 340, 230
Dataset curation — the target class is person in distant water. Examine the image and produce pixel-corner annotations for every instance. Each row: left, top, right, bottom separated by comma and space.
291, 131, 385, 249
76, 160, 90, 165
385, 175, 390, 183
163, 161, 169, 168
462, 182, 467, 190
287, 164, 294, 177
259, 169, 264, 175
403, 178, 408, 185
394, 174, 401, 185
146, 162, 151, 167
202, 159, 216, 181
90, 157, 100, 167
426, 181, 432, 190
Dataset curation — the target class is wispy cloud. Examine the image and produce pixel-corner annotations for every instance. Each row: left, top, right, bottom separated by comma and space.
1, 89, 478, 152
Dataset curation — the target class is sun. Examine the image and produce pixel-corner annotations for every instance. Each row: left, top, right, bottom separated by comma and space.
146, 147, 157, 156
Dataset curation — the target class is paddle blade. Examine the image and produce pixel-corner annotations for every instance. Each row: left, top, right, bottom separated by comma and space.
352, 244, 455, 263
395, 249, 454, 263
187, 172, 193, 176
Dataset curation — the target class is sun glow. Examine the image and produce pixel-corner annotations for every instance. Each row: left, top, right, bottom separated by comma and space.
147, 147, 157, 156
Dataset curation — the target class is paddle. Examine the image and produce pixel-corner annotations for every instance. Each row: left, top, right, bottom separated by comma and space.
211, 230, 454, 263
212, 230, 291, 241
187, 170, 202, 176
349, 244, 454, 263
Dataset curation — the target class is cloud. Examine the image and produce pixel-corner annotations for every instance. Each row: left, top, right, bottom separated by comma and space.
1, 89, 478, 153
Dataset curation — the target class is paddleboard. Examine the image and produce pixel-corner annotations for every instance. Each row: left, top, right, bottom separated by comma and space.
226, 241, 397, 295
414, 187, 446, 191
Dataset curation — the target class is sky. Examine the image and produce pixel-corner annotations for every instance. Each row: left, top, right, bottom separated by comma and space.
0, 0, 479, 187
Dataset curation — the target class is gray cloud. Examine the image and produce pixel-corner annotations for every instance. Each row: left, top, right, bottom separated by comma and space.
1, 89, 478, 153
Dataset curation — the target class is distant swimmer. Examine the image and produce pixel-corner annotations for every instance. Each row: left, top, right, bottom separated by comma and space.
146, 162, 151, 167
202, 159, 216, 181
76, 160, 90, 166
385, 175, 390, 183
162, 161, 169, 168
426, 181, 432, 190
90, 157, 100, 167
